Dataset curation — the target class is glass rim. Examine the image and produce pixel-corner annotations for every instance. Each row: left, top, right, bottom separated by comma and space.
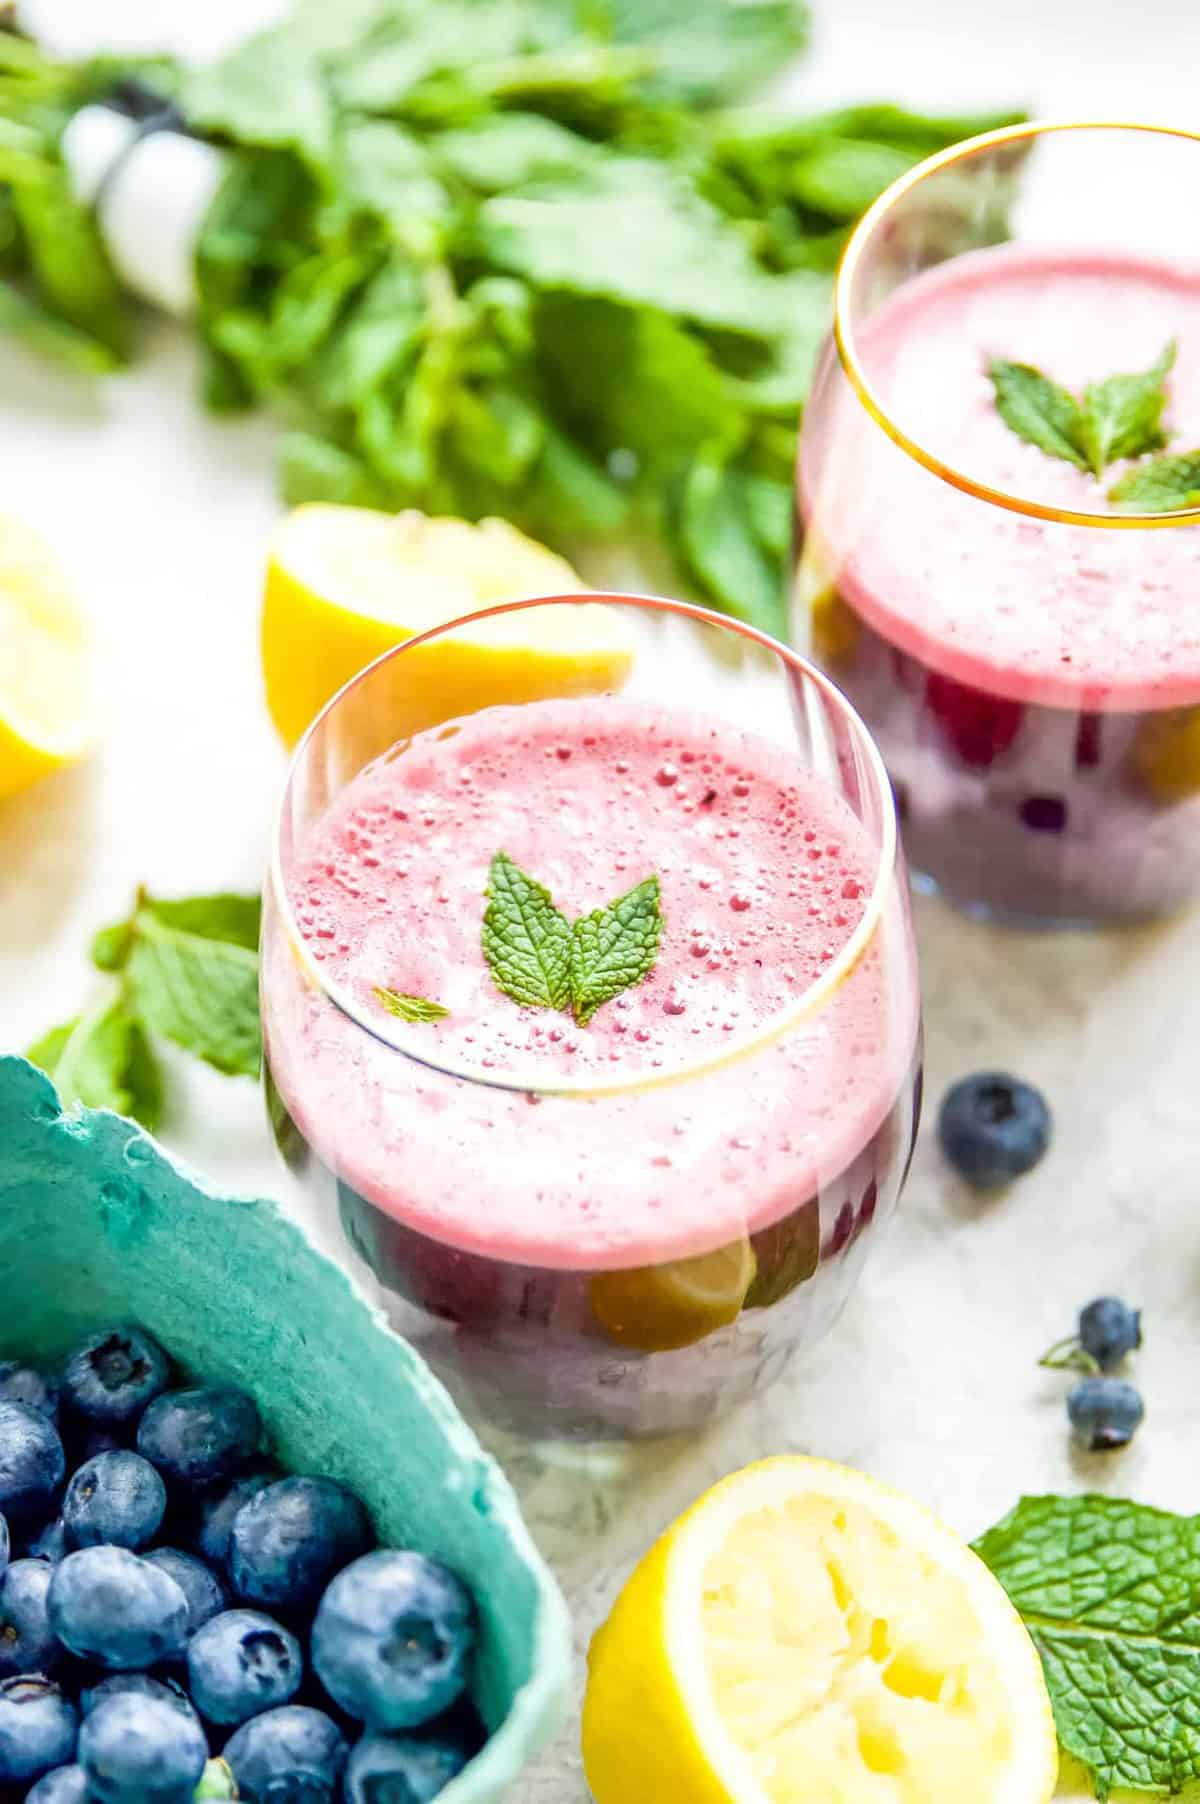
268, 590, 901, 1101
833, 118, 1200, 531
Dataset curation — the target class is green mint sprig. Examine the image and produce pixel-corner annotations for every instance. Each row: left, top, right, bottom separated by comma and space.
988, 340, 1175, 478
1109, 449, 1200, 513
974, 1493, 1200, 1799
25, 889, 262, 1129
373, 987, 450, 1024
482, 851, 662, 1026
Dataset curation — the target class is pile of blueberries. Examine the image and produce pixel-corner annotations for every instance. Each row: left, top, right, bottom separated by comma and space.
0, 1326, 481, 1802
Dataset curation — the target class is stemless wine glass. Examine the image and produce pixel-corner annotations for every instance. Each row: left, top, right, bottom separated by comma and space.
796, 123, 1200, 925
262, 594, 921, 1441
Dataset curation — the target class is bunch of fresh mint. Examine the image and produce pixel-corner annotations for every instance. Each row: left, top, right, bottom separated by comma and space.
26, 889, 261, 1129
0, 4, 1021, 634
976, 1492, 1200, 1799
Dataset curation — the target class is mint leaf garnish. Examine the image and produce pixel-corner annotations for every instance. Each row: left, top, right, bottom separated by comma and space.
481, 854, 663, 1024
1078, 339, 1175, 478
570, 876, 663, 1026
987, 360, 1087, 470
373, 987, 450, 1024
1109, 449, 1200, 513
974, 1494, 1200, 1798
990, 341, 1177, 480
482, 851, 573, 1013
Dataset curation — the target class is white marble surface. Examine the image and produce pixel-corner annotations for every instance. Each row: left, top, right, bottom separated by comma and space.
2, 4, 1199, 1799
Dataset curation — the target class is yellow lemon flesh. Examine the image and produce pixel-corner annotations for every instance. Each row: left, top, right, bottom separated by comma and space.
261, 504, 634, 749
0, 514, 99, 802
1134, 706, 1200, 801
589, 1239, 757, 1353
583, 1456, 1058, 1804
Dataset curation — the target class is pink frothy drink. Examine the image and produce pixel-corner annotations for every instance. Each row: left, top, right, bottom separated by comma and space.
798, 124, 1200, 924
262, 598, 921, 1439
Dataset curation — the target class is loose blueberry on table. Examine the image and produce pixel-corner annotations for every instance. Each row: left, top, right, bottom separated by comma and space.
937, 1072, 1052, 1188
0, 1325, 481, 1798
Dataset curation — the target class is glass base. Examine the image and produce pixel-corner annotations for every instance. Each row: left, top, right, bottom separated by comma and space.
909, 867, 1146, 932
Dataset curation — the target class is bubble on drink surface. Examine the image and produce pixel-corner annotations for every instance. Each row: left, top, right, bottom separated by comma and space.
654, 763, 679, 787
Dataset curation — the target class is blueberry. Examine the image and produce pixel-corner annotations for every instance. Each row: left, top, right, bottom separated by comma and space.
28, 1518, 68, 1565
138, 1387, 261, 1488
1079, 1297, 1142, 1372
27, 1764, 92, 1803
0, 1401, 66, 1529
224, 1705, 348, 1802
195, 1467, 278, 1569
0, 1558, 61, 1677
312, 1553, 475, 1732
0, 1363, 60, 1425
937, 1072, 1052, 1187
188, 1608, 303, 1726
230, 1477, 371, 1611
0, 1675, 78, 1784
1068, 1377, 1144, 1452
79, 1689, 207, 1803
81, 1672, 199, 1723
63, 1451, 166, 1552
49, 1546, 189, 1669
343, 1733, 467, 1804
61, 1328, 169, 1428
145, 1548, 227, 1637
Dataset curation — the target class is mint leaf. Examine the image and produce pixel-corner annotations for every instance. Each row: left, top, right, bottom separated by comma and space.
570, 876, 663, 1026
125, 913, 261, 1079
1109, 450, 1200, 513
1079, 340, 1175, 478
987, 360, 1087, 470
482, 852, 573, 1012
141, 893, 262, 952
26, 997, 165, 1130
373, 988, 451, 1023
974, 1494, 1200, 1798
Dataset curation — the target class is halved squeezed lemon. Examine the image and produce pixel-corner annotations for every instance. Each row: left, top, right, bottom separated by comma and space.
261, 504, 633, 749
0, 513, 99, 801
583, 1456, 1057, 1804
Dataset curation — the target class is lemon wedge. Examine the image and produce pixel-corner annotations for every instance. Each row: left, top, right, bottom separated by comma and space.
583, 1456, 1057, 1804
0, 514, 99, 802
1134, 706, 1200, 801
589, 1239, 757, 1353
261, 504, 634, 749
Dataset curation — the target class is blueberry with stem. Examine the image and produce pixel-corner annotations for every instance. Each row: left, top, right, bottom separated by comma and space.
61, 1327, 169, 1429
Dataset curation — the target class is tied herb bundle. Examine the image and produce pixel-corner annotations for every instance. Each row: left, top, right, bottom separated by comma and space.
0, 4, 1022, 634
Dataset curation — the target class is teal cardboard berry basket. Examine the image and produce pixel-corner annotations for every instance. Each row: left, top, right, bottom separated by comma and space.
0, 1054, 571, 1798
